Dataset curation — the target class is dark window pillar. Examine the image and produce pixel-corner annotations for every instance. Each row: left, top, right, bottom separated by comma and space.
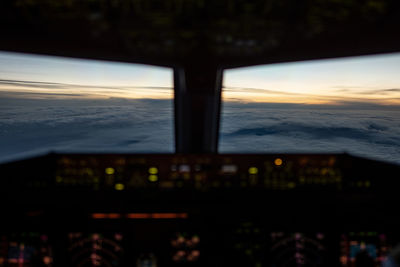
174, 64, 223, 153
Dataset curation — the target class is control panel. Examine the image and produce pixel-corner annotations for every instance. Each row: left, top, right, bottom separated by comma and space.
0, 153, 399, 266
1, 153, 397, 192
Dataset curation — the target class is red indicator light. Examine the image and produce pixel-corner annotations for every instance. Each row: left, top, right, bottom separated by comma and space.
91, 213, 108, 219
152, 213, 187, 219
108, 213, 122, 219
91, 213, 121, 219
126, 213, 151, 219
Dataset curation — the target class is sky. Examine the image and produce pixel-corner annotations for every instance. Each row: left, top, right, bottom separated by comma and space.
0, 51, 173, 99
0, 50, 400, 164
1, 50, 400, 105
223, 53, 400, 105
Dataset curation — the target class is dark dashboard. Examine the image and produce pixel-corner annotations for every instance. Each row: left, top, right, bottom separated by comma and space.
2, 0, 400, 266
0, 153, 399, 266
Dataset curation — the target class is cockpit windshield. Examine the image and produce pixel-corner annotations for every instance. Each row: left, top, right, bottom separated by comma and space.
220, 53, 400, 164
0, 51, 174, 163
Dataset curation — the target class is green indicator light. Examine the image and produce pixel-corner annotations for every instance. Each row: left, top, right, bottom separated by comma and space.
114, 183, 125, 191
248, 167, 258, 175
105, 167, 115, 175
148, 167, 158, 174
148, 175, 158, 182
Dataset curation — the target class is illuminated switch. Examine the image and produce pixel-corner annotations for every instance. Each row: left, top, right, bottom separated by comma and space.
179, 165, 190, 173
248, 167, 258, 175
114, 183, 125, 191
105, 167, 115, 175
222, 164, 238, 174
274, 158, 283, 166
148, 175, 158, 182
187, 250, 200, 262
148, 167, 158, 175
171, 233, 200, 263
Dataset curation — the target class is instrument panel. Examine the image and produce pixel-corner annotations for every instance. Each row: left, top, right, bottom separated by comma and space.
1, 153, 397, 192
0, 153, 399, 266
0, 230, 397, 267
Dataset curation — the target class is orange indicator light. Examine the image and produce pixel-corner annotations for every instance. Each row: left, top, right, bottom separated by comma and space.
274, 158, 283, 166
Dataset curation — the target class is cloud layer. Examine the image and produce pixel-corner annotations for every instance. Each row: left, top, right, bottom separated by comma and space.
0, 96, 399, 165
0, 97, 174, 162
220, 102, 400, 164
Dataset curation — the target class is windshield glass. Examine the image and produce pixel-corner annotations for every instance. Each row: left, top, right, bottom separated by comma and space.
220, 53, 400, 164
0, 51, 174, 162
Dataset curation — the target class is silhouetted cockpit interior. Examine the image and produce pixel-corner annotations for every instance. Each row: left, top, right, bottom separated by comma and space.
1, 1, 400, 266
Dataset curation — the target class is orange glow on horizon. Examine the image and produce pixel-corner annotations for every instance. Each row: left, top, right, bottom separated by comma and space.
222, 88, 400, 105
2, 81, 400, 105
1, 51, 400, 106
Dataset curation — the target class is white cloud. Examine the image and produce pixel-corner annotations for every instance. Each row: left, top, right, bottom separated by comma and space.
220, 103, 400, 164
0, 97, 174, 162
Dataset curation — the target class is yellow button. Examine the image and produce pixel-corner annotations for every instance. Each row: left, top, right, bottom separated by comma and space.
248, 167, 258, 175
105, 167, 115, 175
149, 167, 158, 174
114, 183, 125, 191
148, 175, 158, 182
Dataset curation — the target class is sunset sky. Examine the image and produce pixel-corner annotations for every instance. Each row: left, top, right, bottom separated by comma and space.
224, 52, 400, 105
1, 50, 400, 105
0, 51, 173, 99
1, 51, 400, 163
